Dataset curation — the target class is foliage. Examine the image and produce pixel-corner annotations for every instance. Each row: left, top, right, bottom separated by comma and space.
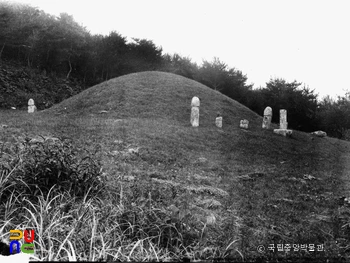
255, 78, 319, 132
181, 57, 253, 110
195, 57, 252, 104
92, 32, 129, 81
196, 57, 228, 91
0, 61, 83, 109
161, 53, 198, 79
0, 136, 106, 203
316, 94, 350, 139
0, 3, 163, 85
127, 38, 163, 72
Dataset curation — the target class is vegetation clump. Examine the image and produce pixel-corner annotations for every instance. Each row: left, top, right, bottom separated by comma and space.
0, 136, 106, 203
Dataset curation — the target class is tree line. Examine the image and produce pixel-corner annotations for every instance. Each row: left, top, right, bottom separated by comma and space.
1, 2, 350, 139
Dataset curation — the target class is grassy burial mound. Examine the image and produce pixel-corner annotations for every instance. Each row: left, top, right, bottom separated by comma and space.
44, 71, 262, 128
1, 71, 350, 261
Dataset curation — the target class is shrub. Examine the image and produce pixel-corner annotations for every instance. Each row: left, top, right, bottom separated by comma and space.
116, 178, 204, 252
0, 136, 106, 203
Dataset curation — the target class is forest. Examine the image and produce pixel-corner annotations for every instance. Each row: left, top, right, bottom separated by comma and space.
1, 2, 350, 139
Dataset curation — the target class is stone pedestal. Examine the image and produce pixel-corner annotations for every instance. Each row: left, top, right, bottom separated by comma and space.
273, 129, 292, 137
240, 119, 249, 129
215, 116, 222, 128
311, 131, 327, 137
28, 105, 37, 113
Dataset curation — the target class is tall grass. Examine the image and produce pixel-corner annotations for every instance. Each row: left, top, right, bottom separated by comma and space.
0, 136, 237, 261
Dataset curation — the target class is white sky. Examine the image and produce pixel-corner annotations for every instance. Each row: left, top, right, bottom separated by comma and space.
8, 0, 350, 99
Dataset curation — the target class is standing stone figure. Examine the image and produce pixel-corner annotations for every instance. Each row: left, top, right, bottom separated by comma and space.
215, 113, 222, 128
240, 119, 249, 129
262, 106, 272, 129
273, 109, 292, 136
190, 96, 200, 127
280, 109, 288, 129
28, 98, 37, 113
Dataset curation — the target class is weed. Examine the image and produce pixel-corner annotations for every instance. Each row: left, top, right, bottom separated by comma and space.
0, 136, 106, 203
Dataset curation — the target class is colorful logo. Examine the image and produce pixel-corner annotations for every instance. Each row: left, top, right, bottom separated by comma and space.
9, 229, 35, 254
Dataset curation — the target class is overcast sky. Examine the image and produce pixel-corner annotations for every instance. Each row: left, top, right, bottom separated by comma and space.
9, 0, 350, 99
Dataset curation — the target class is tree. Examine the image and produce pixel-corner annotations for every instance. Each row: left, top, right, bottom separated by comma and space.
161, 53, 198, 79
96, 31, 128, 81
219, 67, 253, 105
0, 2, 41, 63
47, 13, 88, 79
195, 57, 252, 105
316, 93, 350, 138
197, 57, 228, 91
127, 38, 163, 72
258, 78, 318, 131
0, 2, 16, 61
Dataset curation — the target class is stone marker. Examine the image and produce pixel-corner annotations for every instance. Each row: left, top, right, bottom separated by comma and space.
262, 106, 272, 129
279, 109, 288, 129
240, 119, 249, 129
311, 131, 327, 137
273, 129, 293, 137
273, 109, 292, 136
28, 98, 37, 113
190, 96, 200, 127
191, 96, 200, 107
215, 113, 222, 128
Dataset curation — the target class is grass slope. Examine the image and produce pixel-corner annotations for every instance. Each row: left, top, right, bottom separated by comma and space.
1, 71, 350, 261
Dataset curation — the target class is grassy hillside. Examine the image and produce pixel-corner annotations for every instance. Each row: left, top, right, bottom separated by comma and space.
0, 60, 84, 110
1, 71, 350, 261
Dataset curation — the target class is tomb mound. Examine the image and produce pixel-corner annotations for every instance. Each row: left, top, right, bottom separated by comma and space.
44, 71, 262, 127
